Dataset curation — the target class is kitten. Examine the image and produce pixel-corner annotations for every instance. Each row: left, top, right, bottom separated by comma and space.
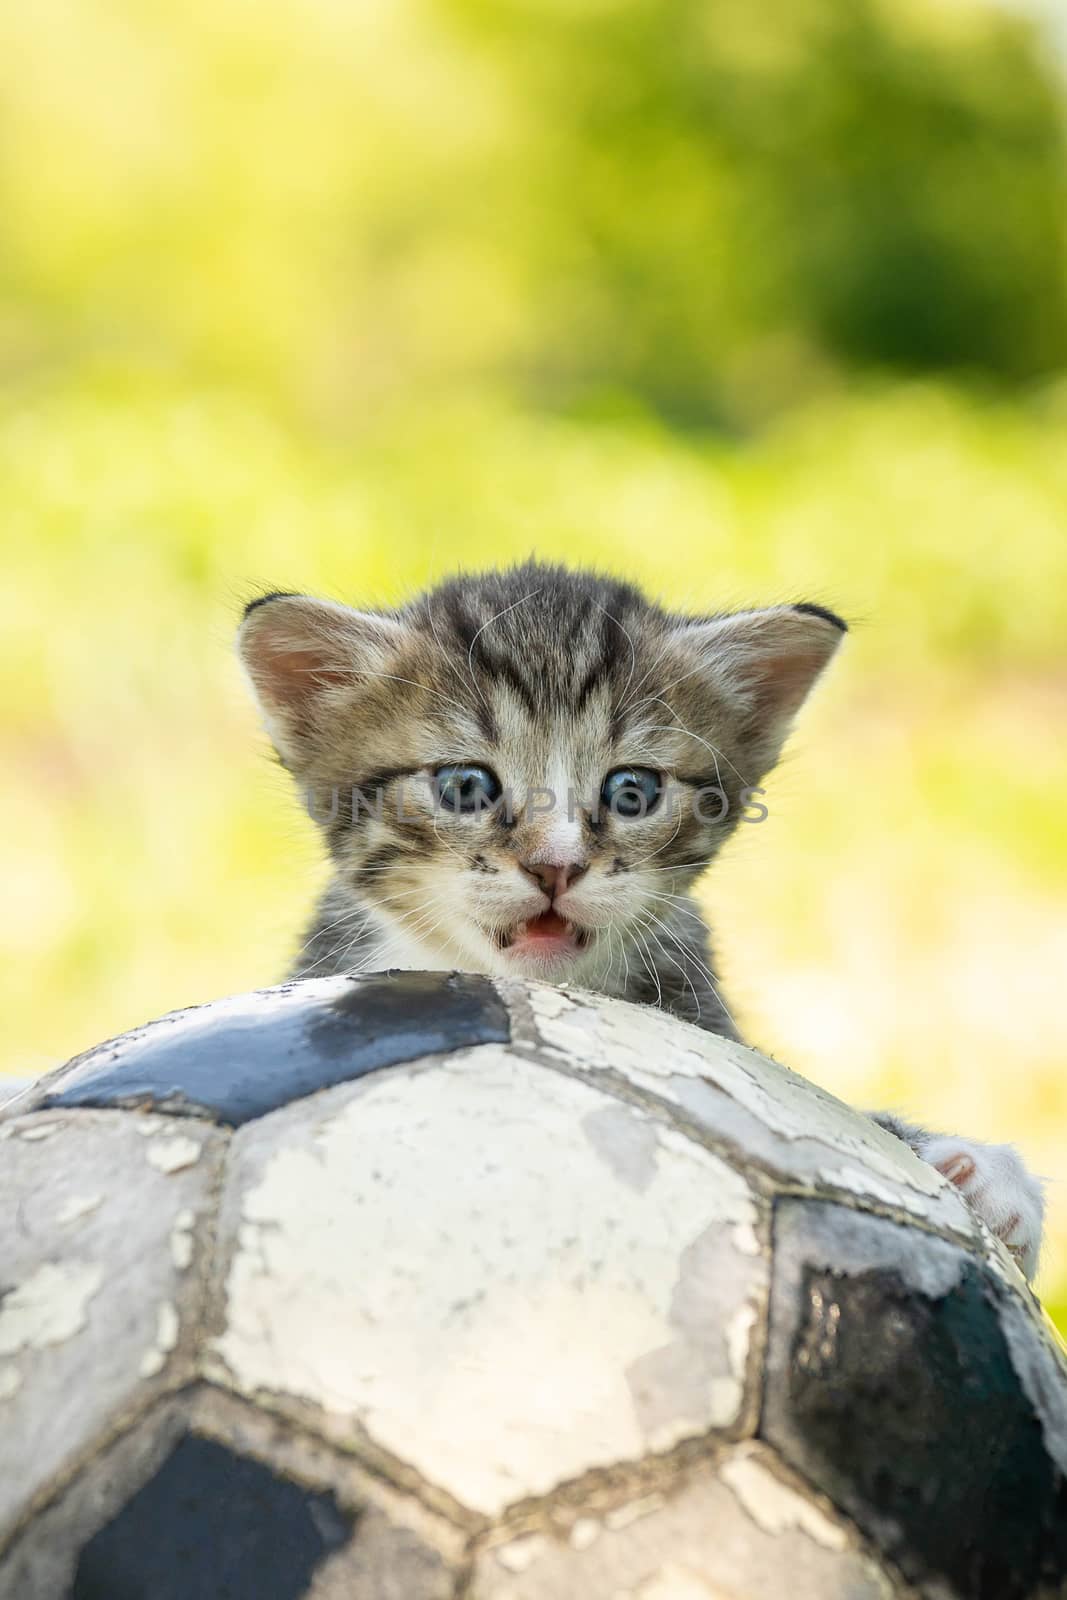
238, 562, 1044, 1279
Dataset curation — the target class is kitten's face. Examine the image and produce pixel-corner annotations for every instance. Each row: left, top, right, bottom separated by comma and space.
238, 566, 844, 983
338, 670, 728, 985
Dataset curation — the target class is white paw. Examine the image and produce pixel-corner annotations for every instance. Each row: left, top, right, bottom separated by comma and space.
919, 1135, 1045, 1281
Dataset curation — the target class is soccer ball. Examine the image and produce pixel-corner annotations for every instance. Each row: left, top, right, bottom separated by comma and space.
1, 973, 1065, 1600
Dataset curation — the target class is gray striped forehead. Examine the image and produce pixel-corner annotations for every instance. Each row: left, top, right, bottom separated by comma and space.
407, 566, 662, 724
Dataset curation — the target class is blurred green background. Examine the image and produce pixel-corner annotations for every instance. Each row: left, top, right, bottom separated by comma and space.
2, 0, 1065, 1325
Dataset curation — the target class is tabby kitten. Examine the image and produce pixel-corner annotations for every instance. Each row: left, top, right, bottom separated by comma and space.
238, 562, 1044, 1278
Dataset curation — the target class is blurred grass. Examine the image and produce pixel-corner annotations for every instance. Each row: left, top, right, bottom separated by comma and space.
0, 0, 1065, 1332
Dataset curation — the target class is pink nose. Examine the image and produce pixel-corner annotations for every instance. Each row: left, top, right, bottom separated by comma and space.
519, 860, 588, 900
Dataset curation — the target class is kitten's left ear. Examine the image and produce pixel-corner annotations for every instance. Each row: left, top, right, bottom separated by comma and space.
237, 592, 407, 768
670, 602, 847, 770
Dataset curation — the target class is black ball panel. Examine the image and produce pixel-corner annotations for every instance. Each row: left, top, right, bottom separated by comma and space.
73, 1434, 350, 1600
762, 1200, 1067, 1598
32, 972, 509, 1127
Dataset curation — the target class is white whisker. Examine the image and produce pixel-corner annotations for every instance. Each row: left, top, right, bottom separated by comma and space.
640, 709, 749, 785
627, 806, 684, 869
630, 924, 663, 1009
591, 600, 637, 721
641, 912, 702, 1021
466, 587, 543, 713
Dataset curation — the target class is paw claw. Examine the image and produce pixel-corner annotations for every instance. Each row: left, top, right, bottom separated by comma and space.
918, 1135, 1045, 1282
999, 1212, 1022, 1243
937, 1152, 977, 1187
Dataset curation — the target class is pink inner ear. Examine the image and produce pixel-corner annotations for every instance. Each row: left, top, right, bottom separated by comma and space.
253, 639, 353, 714
748, 637, 838, 719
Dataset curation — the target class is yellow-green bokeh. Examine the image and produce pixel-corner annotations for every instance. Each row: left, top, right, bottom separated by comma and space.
2, 0, 1065, 1329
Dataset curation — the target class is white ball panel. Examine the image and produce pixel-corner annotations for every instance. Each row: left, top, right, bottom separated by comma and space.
470, 1445, 898, 1599
521, 983, 974, 1237
207, 1046, 768, 1516
0, 1112, 223, 1533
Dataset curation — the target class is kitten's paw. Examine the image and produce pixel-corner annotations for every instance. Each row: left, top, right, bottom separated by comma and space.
919, 1135, 1045, 1281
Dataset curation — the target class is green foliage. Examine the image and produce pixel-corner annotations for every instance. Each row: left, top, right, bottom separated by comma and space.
1, 0, 1064, 429
447, 0, 1067, 421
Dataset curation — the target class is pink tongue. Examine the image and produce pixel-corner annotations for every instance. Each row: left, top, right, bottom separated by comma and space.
524, 910, 569, 940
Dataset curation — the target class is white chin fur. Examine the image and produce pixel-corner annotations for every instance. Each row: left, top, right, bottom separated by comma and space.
501, 946, 585, 981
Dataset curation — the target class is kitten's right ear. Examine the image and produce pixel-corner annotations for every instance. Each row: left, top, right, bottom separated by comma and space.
236, 593, 405, 767
666, 601, 847, 774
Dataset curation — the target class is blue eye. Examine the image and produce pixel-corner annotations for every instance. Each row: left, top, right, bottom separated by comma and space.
601, 767, 662, 819
434, 763, 502, 814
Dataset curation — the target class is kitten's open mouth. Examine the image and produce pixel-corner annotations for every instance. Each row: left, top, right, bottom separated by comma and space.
495, 910, 590, 956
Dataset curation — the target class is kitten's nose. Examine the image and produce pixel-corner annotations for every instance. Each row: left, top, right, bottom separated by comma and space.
519, 860, 588, 900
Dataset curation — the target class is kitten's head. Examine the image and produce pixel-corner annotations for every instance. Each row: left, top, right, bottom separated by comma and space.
238, 564, 845, 982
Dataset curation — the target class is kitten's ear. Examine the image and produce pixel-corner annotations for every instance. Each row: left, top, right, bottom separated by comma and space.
237, 593, 406, 767
670, 602, 847, 770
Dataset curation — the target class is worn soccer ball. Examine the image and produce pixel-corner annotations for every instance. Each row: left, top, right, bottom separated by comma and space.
1, 973, 1065, 1600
